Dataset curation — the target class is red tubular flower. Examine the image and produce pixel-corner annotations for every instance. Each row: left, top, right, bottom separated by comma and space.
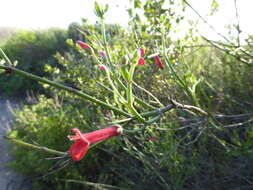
148, 137, 158, 141
68, 128, 90, 161
76, 40, 90, 49
98, 65, 106, 70
137, 48, 145, 66
68, 126, 122, 161
138, 57, 145, 65
154, 55, 164, 69
140, 48, 145, 57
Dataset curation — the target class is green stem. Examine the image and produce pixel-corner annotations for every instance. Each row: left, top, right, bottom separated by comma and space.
127, 63, 137, 105
132, 81, 164, 107
0, 48, 12, 65
101, 19, 113, 69
5, 137, 65, 156
124, 126, 146, 134
105, 68, 126, 104
127, 80, 133, 105
112, 105, 174, 124
125, 63, 147, 123
115, 78, 156, 110
127, 103, 146, 123
0, 65, 131, 117
161, 28, 194, 101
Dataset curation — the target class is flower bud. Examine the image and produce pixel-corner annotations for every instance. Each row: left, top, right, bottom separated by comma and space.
154, 55, 164, 69
76, 40, 90, 49
140, 48, 145, 57
99, 51, 106, 57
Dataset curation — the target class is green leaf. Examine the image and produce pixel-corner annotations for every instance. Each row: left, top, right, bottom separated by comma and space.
212, 0, 219, 10
94, 1, 103, 18
66, 38, 74, 46
127, 8, 133, 17
120, 66, 130, 82
9, 130, 18, 138
104, 4, 109, 14
210, 0, 219, 15
134, 0, 142, 8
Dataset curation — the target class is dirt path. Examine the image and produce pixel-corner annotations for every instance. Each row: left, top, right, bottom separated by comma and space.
0, 97, 33, 190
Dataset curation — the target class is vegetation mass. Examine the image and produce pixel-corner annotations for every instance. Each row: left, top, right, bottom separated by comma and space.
1, 0, 253, 189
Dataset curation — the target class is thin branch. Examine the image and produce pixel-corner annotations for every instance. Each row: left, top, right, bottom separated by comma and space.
182, 0, 232, 44
202, 36, 252, 66
175, 113, 253, 125
214, 113, 253, 120
0, 64, 131, 118
234, 0, 241, 46
59, 178, 127, 190
221, 118, 253, 128
38, 158, 72, 179
3, 136, 66, 156
181, 44, 214, 48
184, 127, 204, 146
111, 104, 175, 124
154, 121, 203, 131
112, 97, 209, 124
133, 81, 164, 107
169, 98, 208, 115
97, 80, 157, 110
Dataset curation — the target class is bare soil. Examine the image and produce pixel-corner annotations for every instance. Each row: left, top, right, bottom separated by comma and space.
0, 97, 33, 190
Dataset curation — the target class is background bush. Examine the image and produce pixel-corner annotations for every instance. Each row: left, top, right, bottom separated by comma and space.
0, 28, 68, 96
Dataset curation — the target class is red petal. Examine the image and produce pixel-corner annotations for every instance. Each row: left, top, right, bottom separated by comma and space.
138, 57, 145, 65
98, 65, 106, 70
68, 128, 91, 161
68, 140, 90, 161
70, 128, 89, 143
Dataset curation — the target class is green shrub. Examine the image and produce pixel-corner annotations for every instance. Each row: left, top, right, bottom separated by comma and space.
10, 95, 253, 189
9, 96, 198, 189
0, 28, 68, 96
6, 1, 253, 189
